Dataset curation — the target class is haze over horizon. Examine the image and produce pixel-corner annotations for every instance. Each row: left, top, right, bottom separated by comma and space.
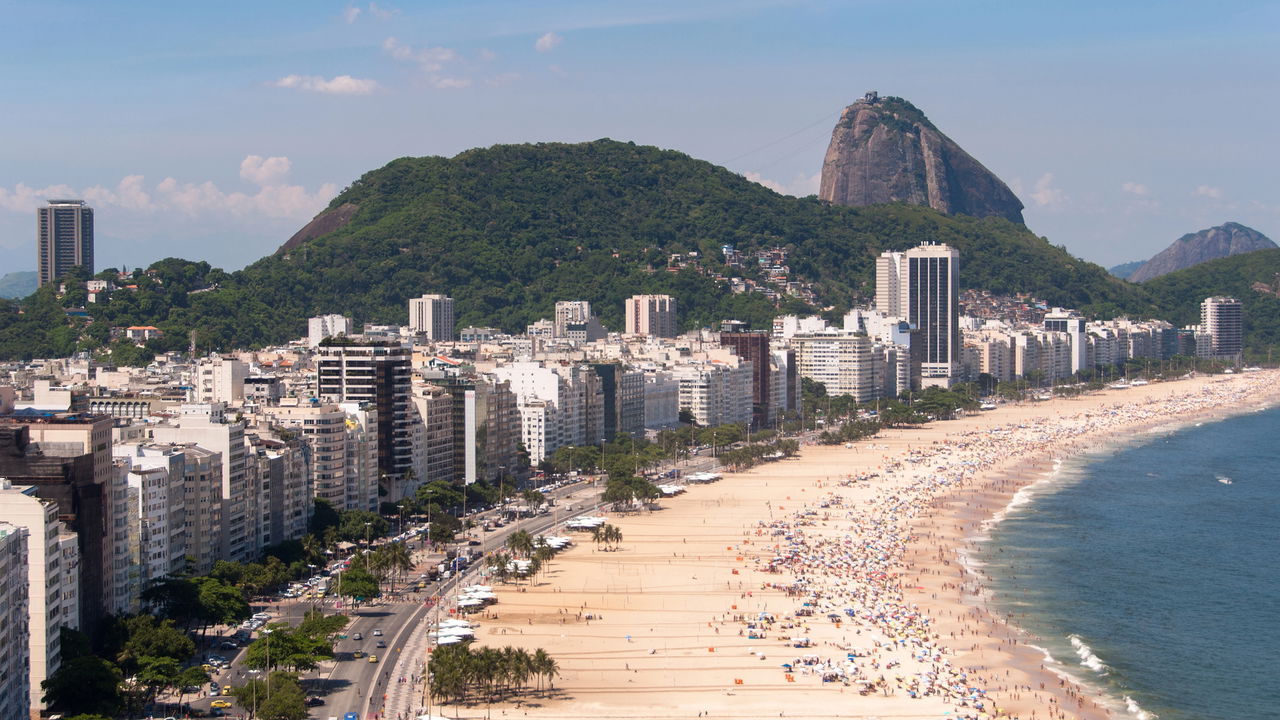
2, 0, 1277, 276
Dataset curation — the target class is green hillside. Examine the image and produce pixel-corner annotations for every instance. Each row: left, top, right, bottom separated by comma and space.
1143, 248, 1280, 356
0, 139, 1151, 360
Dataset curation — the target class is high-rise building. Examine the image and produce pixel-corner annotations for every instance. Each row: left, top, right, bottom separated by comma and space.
625, 294, 677, 338
308, 314, 353, 348
877, 244, 960, 381
316, 343, 413, 495
1044, 309, 1088, 375
1199, 296, 1243, 363
719, 324, 772, 429
37, 199, 94, 288
0, 521, 30, 720
553, 300, 605, 342
408, 294, 455, 342
0, 479, 79, 716
792, 333, 878, 403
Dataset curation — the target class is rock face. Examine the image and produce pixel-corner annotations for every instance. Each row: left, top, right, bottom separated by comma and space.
1128, 222, 1276, 283
818, 92, 1025, 223
276, 202, 359, 255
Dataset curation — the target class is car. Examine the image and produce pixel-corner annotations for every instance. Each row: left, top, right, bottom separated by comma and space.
211, 700, 233, 709
219, 640, 238, 650
344, 713, 360, 720
305, 696, 326, 706
467, 539, 481, 546
222, 687, 232, 695
352, 650, 366, 659
375, 640, 386, 648
352, 632, 363, 640
372, 628, 383, 636
368, 655, 378, 663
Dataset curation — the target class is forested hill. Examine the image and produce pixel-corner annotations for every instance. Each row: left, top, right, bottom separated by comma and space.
1142, 248, 1280, 353
236, 140, 1142, 331
1, 139, 1149, 360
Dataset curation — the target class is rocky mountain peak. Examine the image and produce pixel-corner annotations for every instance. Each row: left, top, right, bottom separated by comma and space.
1127, 222, 1276, 283
818, 92, 1025, 224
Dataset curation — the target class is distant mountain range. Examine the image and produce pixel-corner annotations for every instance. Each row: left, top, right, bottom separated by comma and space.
1112, 222, 1275, 282
0, 271, 36, 299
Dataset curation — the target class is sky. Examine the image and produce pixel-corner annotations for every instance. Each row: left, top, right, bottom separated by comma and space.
1, 0, 1278, 276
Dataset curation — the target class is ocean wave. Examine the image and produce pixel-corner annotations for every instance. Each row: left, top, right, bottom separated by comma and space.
1069, 634, 1109, 674
1124, 694, 1158, 719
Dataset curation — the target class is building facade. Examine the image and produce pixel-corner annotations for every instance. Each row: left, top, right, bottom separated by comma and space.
624, 294, 677, 337
408, 294, 456, 342
37, 199, 94, 288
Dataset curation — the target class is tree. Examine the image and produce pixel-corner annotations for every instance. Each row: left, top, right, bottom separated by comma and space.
43, 656, 124, 717
506, 529, 535, 558
230, 671, 308, 720
336, 567, 380, 605
194, 576, 251, 628
428, 512, 462, 545
119, 614, 195, 669
337, 509, 390, 543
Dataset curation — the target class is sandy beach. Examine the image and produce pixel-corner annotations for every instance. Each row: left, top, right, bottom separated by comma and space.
433, 371, 1280, 720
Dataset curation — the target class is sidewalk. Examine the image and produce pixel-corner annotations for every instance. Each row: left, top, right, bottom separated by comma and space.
373, 602, 433, 720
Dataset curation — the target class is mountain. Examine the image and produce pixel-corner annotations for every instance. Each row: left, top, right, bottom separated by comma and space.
818, 93, 1025, 224
1109, 261, 1144, 280
0, 271, 36, 299
1128, 222, 1276, 283
0, 140, 1147, 360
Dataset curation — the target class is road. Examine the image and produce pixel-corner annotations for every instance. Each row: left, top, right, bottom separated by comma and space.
200, 455, 734, 719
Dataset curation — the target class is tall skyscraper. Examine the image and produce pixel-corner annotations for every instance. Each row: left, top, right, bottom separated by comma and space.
37, 199, 94, 288
625, 294, 678, 337
1200, 296, 1243, 363
408, 294, 455, 341
876, 243, 960, 380
316, 343, 413, 494
719, 323, 773, 429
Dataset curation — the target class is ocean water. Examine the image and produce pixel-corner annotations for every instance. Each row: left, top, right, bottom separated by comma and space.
977, 405, 1280, 720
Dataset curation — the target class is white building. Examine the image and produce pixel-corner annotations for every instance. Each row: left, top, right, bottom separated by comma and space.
408, 294, 456, 342
791, 333, 878, 403
0, 522, 30, 720
0, 480, 79, 716
625, 294, 677, 338
268, 402, 379, 513
672, 362, 753, 427
192, 356, 247, 404
150, 404, 251, 562
642, 370, 680, 430
308, 314, 354, 348
1200, 297, 1243, 363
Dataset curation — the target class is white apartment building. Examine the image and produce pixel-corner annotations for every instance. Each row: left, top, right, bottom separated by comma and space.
409, 294, 456, 342
624, 294, 677, 338
308, 314, 353, 348
151, 404, 251, 562
192, 356, 247, 404
791, 333, 878, 403
1200, 296, 1243, 362
640, 366, 680, 427
0, 522, 30, 720
121, 454, 187, 589
671, 362, 753, 427
409, 383, 454, 485
0, 480, 79, 716
268, 402, 379, 513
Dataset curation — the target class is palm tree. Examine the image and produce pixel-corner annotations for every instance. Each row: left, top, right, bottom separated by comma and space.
486, 552, 512, 582
506, 529, 535, 558
380, 542, 412, 593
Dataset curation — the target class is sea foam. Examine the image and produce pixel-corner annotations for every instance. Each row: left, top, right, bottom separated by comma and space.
1068, 634, 1109, 674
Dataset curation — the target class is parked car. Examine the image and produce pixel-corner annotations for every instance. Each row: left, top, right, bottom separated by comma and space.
305, 696, 326, 706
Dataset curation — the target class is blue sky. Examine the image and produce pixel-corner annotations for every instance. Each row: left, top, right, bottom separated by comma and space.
2, 0, 1277, 275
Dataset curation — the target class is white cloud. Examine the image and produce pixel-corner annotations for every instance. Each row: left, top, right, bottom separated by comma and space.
240, 155, 292, 186
1121, 181, 1149, 196
478, 48, 497, 62
743, 171, 821, 197
1029, 173, 1068, 209
1194, 184, 1223, 199
0, 158, 338, 222
274, 74, 380, 95
382, 37, 458, 72
343, 5, 361, 23
535, 32, 563, 52
368, 2, 396, 20
430, 77, 471, 89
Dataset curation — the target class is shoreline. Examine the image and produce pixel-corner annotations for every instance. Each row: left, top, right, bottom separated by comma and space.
439, 370, 1280, 720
